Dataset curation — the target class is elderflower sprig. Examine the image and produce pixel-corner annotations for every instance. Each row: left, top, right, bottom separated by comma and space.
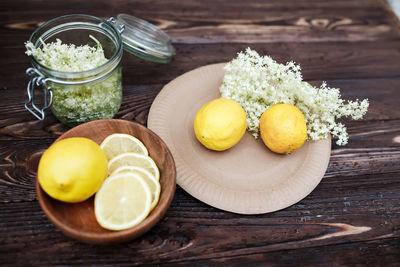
219, 48, 369, 146
25, 36, 107, 72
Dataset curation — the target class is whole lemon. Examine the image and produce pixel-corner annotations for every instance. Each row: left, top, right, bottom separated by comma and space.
194, 98, 247, 151
259, 104, 307, 154
38, 137, 108, 203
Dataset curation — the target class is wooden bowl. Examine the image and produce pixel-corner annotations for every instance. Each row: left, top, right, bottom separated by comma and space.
36, 119, 176, 244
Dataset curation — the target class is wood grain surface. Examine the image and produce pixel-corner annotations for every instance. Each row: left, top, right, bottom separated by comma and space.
1, 0, 400, 265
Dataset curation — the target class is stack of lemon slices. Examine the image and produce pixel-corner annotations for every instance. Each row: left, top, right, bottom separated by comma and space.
94, 133, 161, 231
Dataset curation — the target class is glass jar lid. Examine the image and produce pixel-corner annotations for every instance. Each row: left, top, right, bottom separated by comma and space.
110, 14, 175, 63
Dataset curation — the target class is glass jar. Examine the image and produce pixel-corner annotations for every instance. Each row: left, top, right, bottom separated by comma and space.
25, 14, 174, 127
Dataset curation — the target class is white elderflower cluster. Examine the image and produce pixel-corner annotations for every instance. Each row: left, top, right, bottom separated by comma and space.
220, 48, 369, 146
25, 36, 107, 72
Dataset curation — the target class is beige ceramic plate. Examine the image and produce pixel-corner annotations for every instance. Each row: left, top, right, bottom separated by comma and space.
148, 63, 331, 214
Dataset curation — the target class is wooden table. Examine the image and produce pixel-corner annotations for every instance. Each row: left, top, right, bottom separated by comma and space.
1, 0, 400, 265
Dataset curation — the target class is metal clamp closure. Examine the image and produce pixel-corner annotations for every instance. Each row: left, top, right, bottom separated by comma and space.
107, 17, 125, 34
25, 68, 53, 120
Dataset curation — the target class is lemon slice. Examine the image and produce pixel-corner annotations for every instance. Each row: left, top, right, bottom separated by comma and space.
100, 133, 148, 161
94, 172, 152, 231
110, 166, 161, 210
108, 152, 160, 180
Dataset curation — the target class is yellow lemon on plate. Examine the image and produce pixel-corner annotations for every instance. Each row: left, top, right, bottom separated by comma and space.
38, 137, 108, 203
259, 103, 307, 154
194, 98, 247, 151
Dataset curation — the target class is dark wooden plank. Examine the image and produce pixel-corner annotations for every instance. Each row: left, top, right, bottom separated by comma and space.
2, 6, 400, 45
1, 181, 399, 265
167, 238, 400, 266
2, 0, 399, 45
122, 41, 400, 82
